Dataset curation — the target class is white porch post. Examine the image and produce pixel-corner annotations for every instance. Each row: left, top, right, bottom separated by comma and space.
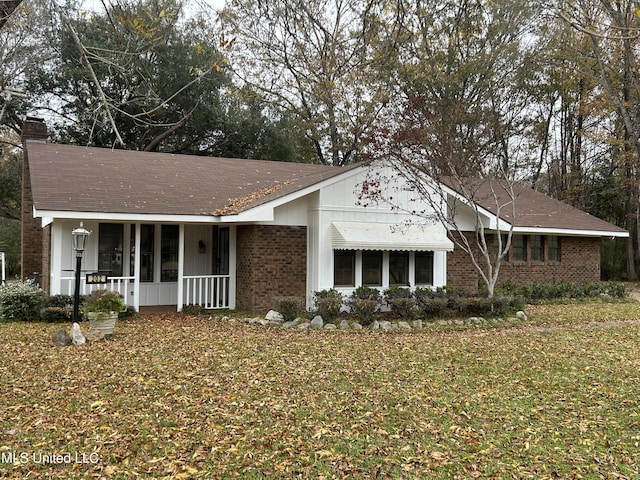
49, 222, 63, 295
133, 223, 141, 311
177, 223, 185, 312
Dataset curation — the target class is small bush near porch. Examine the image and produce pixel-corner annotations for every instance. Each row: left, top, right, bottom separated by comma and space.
1, 303, 640, 478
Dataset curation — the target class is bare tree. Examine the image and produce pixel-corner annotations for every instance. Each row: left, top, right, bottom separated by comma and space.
219, 0, 388, 165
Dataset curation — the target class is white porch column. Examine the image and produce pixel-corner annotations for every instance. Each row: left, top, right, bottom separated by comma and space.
133, 223, 141, 311
177, 223, 185, 312
49, 222, 64, 295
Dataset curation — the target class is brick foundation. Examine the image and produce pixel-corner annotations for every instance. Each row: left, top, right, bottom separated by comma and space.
447, 232, 602, 292
235, 225, 307, 312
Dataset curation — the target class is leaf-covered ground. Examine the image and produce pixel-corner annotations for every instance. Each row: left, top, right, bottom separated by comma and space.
2, 303, 640, 479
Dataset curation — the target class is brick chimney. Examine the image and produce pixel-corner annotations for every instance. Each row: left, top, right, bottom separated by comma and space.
21, 116, 50, 290
21, 116, 48, 142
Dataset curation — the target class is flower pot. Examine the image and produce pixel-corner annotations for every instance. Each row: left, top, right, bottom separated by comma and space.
87, 311, 118, 336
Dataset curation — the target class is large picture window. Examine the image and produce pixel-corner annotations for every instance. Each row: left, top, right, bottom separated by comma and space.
511, 235, 527, 262
334, 250, 355, 287
389, 251, 410, 286
161, 225, 179, 282
131, 224, 155, 282
98, 223, 123, 276
530, 235, 544, 262
548, 236, 561, 262
415, 251, 434, 285
362, 250, 383, 286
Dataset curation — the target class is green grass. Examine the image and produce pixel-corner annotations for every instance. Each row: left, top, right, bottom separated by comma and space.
1, 303, 640, 479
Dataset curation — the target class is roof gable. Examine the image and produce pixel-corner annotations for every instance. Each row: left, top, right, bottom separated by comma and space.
26, 142, 361, 217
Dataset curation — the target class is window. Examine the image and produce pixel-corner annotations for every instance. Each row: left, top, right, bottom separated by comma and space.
161, 225, 179, 282
131, 224, 155, 282
530, 235, 544, 262
389, 251, 409, 286
511, 235, 527, 262
334, 250, 355, 287
415, 251, 434, 285
362, 251, 383, 286
548, 236, 561, 262
98, 223, 123, 276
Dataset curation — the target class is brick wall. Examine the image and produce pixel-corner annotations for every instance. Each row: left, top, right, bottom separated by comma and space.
447, 232, 602, 292
21, 118, 49, 288
235, 225, 307, 312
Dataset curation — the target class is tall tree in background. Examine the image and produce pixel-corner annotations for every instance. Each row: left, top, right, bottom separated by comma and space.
27, 0, 231, 152
0, 0, 56, 137
558, 0, 640, 279
219, 0, 388, 165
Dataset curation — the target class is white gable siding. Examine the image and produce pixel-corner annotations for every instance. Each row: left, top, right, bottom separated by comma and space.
307, 165, 450, 302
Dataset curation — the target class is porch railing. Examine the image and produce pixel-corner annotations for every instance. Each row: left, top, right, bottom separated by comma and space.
60, 276, 133, 298
183, 275, 230, 309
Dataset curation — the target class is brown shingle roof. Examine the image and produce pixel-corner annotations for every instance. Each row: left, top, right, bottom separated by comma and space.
26, 142, 361, 216
441, 176, 627, 235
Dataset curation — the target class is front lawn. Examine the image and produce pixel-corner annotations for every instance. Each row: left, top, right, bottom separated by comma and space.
1, 304, 640, 479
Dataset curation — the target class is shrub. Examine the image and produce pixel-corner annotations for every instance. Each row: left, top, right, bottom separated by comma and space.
120, 305, 137, 319
0, 281, 46, 321
384, 286, 417, 319
499, 280, 631, 301
82, 289, 126, 314
313, 289, 343, 321
44, 294, 74, 309
273, 296, 305, 322
40, 306, 72, 322
415, 288, 449, 318
348, 286, 381, 326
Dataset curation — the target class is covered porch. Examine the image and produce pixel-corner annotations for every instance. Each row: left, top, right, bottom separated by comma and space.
50, 220, 236, 311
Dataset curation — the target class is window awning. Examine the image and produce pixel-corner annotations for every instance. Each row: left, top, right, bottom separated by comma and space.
331, 222, 454, 251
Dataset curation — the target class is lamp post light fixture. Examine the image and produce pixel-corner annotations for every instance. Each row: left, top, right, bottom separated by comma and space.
71, 222, 91, 323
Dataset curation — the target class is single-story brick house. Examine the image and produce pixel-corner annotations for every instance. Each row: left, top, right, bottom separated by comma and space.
21, 118, 628, 312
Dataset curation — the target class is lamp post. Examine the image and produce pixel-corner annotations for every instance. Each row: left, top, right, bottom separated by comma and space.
72, 223, 91, 323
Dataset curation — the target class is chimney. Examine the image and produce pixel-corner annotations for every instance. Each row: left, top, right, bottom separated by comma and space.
21, 116, 48, 142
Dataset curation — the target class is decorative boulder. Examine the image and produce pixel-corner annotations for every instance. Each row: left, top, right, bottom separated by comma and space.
52, 328, 72, 347
339, 319, 350, 330
71, 322, 86, 345
516, 311, 528, 321
265, 310, 284, 322
310, 315, 324, 329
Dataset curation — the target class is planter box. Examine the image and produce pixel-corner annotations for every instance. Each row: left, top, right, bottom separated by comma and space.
86, 311, 118, 336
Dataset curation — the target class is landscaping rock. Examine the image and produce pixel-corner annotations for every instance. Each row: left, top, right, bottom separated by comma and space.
85, 329, 105, 342
71, 322, 86, 345
411, 319, 423, 329
324, 323, 337, 330
282, 318, 301, 329
516, 311, 528, 321
265, 310, 284, 322
351, 322, 363, 330
52, 328, 72, 347
369, 320, 380, 330
398, 321, 412, 330
310, 315, 324, 329
339, 319, 350, 330
379, 320, 392, 330
297, 322, 311, 330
